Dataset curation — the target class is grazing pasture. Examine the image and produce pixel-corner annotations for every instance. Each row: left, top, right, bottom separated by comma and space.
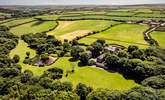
79, 24, 149, 48
10, 21, 57, 36
110, 8, 136, 12
151, 31, 165, 48
9, 40, 138, 90
106, 12, 135, 16
59, 14, 162, 21
134, 13, 165, 18
35, 15, 60, 20
133, 8, 153, 13
0, 12, 11, 16
1, 18, 34, 27
47, 20, 120, 40
10, 40, 36, 65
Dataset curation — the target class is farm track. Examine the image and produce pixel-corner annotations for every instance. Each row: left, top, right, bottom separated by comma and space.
143, 23, 165, 46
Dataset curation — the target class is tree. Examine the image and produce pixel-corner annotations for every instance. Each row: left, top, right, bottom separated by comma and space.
75, 83, 93, 100
89, 42, 103, 58
126, 86, 158, 100
132, 49, 145, 60
157, 89, 165, 100
41, 53, 49, 62
105, 54, 120, 67
79, 52, 90, 65
21, 70, 33, 83
63, 42, 71, 52
71, 39, 78, 45
26, 52, 30, 57
142, 75, 165, 89
117, 50, 129, 58
96, 39, 105, 46
54, 91, 80, 100
41, 68, 63, 80
39, 77, 53, 89
71, 46, 84, 59
0, 25, 9, 31
87, 89, 125, 100
127, 45, 139, 53
13, 54, 20, 63
0, 68, 20, 77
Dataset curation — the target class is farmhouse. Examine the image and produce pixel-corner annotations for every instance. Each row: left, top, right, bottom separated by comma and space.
97, 54, 105, 63
104, 46, 119, 52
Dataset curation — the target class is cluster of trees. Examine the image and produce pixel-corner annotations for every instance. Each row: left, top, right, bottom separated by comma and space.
21, 33, 61, 55
21, 33, 77, 65
70, 40, 106, 65
0, 24, 165, 99
0, 26, 21, 78
142, 75, 165, 89
104, 45, 165, 82
0, 68, 79, 99
73, 39, 165, 93
0, 26, 18, 54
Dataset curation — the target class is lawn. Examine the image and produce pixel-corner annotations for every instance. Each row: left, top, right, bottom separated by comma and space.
151, 31, 165, 48
47, 20, 120, 40
10, 21, 57, 36
10, 40, 138, 90
79, 24, 149, 48
1, 18, 35, 27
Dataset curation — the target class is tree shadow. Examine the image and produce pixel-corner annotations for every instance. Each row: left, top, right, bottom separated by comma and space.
78, 62, 87, 67
69, 58, 79, 62
31, 21, 44, 27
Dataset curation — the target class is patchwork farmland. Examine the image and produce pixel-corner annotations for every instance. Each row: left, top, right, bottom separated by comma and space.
0, 5, 165, 99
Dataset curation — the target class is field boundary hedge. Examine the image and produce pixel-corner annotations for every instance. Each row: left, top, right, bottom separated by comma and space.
0, 18, 16, 25
9, 19, 37, 28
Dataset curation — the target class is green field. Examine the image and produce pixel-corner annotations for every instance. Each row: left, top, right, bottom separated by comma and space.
10, 21, 57, 36
10, 40, 36, 63
8, 9, 163, 90
110, 8, 136, 12
1, 18, 35, 27
59, 14, 162, 21
134, 8, 153, 13
35, 15, 60, 20
0, 12, 11, 16
106, 12, 135, 16
9, 40, 138, 90
151, 31, 165, 48
135, 13, 165, 18
79, 24, 149, 48
47, 20, 120, 40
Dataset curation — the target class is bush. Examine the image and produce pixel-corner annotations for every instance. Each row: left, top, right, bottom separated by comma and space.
142, 75, 165, 89
76, 83, 93, 100
13, 54, 20, 63
126, 86, 158, 100
87, 89, 125, 100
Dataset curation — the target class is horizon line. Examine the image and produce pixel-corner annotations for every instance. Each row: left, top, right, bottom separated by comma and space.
0, 3, 165, 6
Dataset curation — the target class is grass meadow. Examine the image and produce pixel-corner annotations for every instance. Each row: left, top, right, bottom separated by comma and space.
79, 24, 149, 48
151, 31, 165, 48
10, 21, 57, 36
